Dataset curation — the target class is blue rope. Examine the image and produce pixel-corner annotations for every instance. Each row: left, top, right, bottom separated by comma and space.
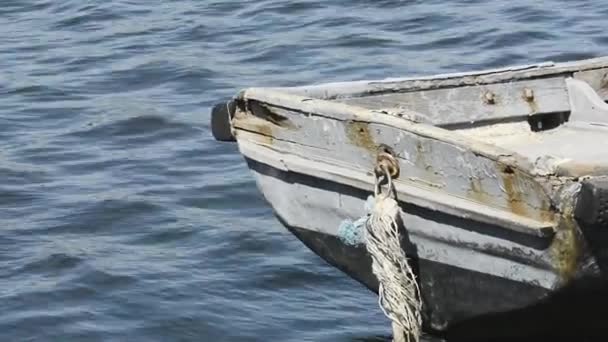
337, 196, 375, 246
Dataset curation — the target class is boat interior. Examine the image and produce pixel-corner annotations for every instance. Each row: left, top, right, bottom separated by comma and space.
278, 60, 608, 178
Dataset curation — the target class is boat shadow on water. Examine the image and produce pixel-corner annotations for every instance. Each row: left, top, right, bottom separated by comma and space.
444, 275, 608, 342
354, 276, 608, 342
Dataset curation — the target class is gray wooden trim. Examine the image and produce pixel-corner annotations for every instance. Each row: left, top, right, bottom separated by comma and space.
238, 139, 555, 236
240, 87, 537, 172
271, 56, 608, 100
247, 166, 558, 289
337, 77, 570, 126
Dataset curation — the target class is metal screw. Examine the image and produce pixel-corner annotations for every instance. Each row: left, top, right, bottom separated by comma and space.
523, 88, 535, 102
483, 91, 496, 105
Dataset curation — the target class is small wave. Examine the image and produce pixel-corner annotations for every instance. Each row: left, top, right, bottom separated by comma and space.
16, 253, 83, 276
41, 199, 168, 236
177, 180, 265, 212
51, 4, 124, 31
127, 226, 198, 246
500, 5, 560, 23
238, 0, 326, 17
0, 189, 39, 207
64, 115, 198, 146
482, 30, 559, 50
75, 268, 138, 291
0, 166, 50, 185
330, 33, 399, 49
5, 85, 86, 102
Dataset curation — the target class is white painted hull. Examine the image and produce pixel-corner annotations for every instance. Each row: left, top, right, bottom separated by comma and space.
243, 144, 559, 330
245, 142, 558, 289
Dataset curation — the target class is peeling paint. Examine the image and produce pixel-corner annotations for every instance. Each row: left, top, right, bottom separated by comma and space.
243, 120, 274, 145
232, 107, 275, 145
249, 102, 296, 129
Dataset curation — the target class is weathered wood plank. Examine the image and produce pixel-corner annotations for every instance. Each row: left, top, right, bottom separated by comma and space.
278, 56, 608, 100
240, 87, 532, 166
244, 156, 558, 288
338, 77, 569, 126
237, 135, 555, 235
232, 100, 558, 229
573, 67, 608, 99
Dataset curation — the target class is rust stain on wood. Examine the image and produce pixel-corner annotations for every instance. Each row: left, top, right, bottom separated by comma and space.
549, 214, 581, 285
345, 121, 375, 151
467, 177, 493, 204
500, 165, 529, 217
497, 163, 556, 223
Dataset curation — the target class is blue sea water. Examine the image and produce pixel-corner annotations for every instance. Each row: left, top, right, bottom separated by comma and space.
1, 1, 607, 341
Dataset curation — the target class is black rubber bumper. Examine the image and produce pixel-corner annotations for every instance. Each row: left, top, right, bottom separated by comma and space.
576, 177, 608, 228
211, 101, 236, 142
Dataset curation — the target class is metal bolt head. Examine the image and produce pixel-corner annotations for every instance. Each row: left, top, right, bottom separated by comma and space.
483, 91, 496, 104
523, 88, 535, 101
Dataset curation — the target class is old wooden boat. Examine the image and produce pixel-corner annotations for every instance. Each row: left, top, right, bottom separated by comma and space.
211, 57, 608, 338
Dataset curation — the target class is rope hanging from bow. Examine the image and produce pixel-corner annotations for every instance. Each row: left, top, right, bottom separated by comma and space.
366, 151, 422, 342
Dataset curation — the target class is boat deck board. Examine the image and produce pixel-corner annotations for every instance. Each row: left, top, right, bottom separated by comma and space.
333, 77, 570, 126
458, 121, 608, 176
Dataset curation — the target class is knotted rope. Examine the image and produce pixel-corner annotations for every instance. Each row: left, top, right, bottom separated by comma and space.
365, 159, 422, 342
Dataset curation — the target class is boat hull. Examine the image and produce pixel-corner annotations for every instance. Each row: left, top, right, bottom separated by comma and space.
247, 157, 608, 340
243, 156, 573, 331
284, 225, 608, 341
284, 222, 549, 332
